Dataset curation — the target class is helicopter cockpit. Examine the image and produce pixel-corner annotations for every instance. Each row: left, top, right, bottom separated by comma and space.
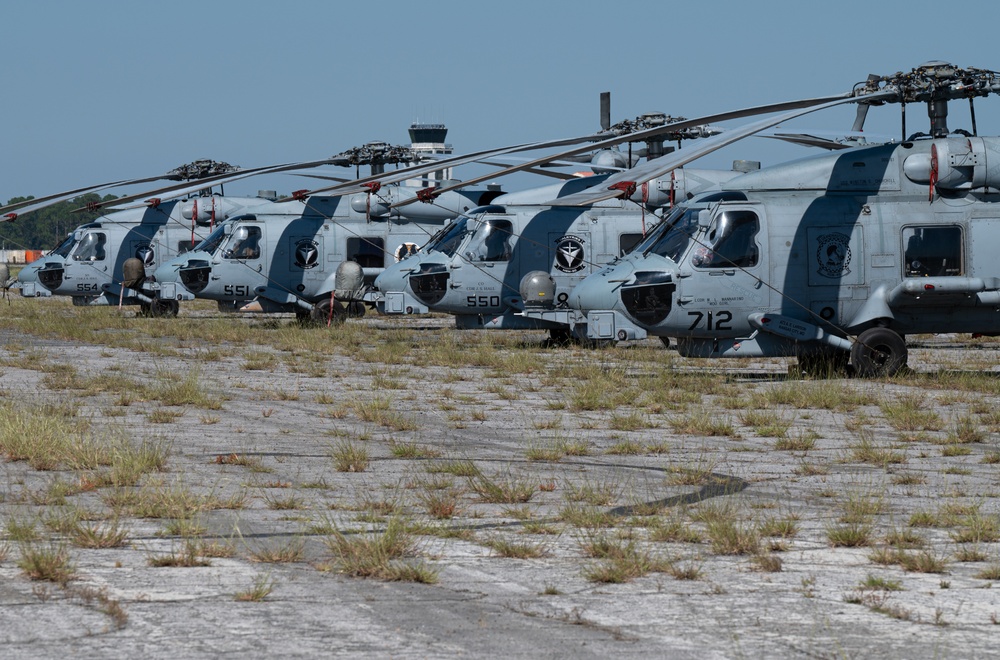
462, 217, 514, 262
50, 234, 75, 258
221, 225, 261, 260
423, 217, 471, 256
71, 231, 107, 262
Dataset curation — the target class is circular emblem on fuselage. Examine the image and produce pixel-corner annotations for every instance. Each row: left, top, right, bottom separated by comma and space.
816, 232, 851, 278
295, 240, 320, 269
554, 235, 586, 273
135, 244, 155, 266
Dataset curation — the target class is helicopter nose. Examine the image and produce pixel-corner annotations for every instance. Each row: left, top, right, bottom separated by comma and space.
36, 262, 65, 291
406, 261, 451, 306
373, 261, 410, 294
568, 262, 634, 312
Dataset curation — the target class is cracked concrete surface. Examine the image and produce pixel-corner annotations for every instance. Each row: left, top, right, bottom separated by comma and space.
1, 300, 1000, 657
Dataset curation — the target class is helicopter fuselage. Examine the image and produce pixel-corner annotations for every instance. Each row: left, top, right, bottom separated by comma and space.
569, 136, 1000, 365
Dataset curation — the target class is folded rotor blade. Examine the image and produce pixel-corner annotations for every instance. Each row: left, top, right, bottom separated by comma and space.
74, 158, 338, 212
390, 93, 854, 210
546, 91, 897, 207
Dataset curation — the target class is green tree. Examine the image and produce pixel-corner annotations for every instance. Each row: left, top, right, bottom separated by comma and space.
0, 193, 118, 251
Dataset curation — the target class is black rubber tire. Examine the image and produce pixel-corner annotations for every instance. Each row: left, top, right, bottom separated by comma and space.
310, 298, 347, 326
152, 299, 179, 317
347, 302, 366, 318
659, 336, 671, 349
851, 327, 907, 378
548, 328, 573, 346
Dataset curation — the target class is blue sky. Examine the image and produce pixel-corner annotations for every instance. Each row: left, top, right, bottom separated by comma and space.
3, 0, 998, 204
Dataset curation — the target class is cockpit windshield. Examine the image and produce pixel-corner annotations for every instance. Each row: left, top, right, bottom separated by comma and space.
50, 235, 75, 258
635, 206, 701, 262
462, 217, 513, 262
424, 218, 470, 256
193, 225, 228, 255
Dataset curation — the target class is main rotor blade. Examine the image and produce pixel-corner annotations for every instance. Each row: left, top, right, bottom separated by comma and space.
74, 158, 338, 212
278, 131, 614, 201
546, 91, 896, 207
390, 93, 853, 210
0, 170, 205, 218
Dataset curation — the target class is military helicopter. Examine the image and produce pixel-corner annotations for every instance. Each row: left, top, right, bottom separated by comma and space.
11, 159, 316, 315
371, 97, 812, 338
560, 62, 1000, 377
151, 125, 514, 322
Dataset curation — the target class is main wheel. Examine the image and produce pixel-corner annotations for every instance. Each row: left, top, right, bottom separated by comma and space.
311, 298, 347, 326
347, 302, 366, 318
140, 300, 179, 318
851, 327, 907, 378
548, 328, 573, 346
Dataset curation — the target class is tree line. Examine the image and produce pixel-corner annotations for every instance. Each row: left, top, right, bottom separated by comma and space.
0, 194, 119, 251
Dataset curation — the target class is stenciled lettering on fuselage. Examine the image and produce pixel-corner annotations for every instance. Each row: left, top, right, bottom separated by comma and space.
816, 232, 852, 278
554, 235, 586, 273
295, 240, 320, 269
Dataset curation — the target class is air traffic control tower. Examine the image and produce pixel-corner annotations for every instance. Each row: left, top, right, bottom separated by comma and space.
406, 122, 453, 187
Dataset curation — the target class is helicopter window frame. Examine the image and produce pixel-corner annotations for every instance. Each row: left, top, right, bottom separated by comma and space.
691, 209, 761, 270
71, 231, 107, 262
902, 225, 963, 278
223, 225, 262, 261
619, 233, 644, 257
464, 217, 514, 263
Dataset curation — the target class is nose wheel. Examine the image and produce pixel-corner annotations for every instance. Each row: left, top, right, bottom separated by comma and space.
850, 327, 907, 378
139, 299, 179, 318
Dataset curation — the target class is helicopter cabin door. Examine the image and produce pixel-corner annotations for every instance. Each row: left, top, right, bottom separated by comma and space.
968, 217, 1000, 279
684, 207, 769, 336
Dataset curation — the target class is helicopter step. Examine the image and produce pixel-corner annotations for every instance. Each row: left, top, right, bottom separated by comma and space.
368, 290, 428, 315
517, 308, 648, 342
16, 281, 52, 297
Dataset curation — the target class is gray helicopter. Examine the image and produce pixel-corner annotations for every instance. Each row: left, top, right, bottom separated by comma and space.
12, 160, 297, 315
151, 126, 515, 321
561, 62, 1000, 376
372, 96, 854, 338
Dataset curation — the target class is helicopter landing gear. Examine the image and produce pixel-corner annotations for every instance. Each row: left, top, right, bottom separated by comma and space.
310, 298, 347, 326
851, 327, 907, 378
139, 299, 179, 318
548, 327, 573, 346
347, 302, 366, 318
795, 345, 849, 378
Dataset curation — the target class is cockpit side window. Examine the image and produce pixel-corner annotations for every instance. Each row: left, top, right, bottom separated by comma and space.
465, 219, 513, 262
692, 210, 760, 269
903, 226, 962, 277
224, 226, 262, 260
72, 232, 107, 261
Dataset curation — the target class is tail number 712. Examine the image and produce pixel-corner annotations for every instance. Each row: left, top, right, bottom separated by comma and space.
688, 310, 732, 331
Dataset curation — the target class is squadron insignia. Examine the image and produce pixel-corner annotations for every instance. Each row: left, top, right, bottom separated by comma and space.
816, 232, 851, 278
554, 235, 586, 273
294, 239, 319, 269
